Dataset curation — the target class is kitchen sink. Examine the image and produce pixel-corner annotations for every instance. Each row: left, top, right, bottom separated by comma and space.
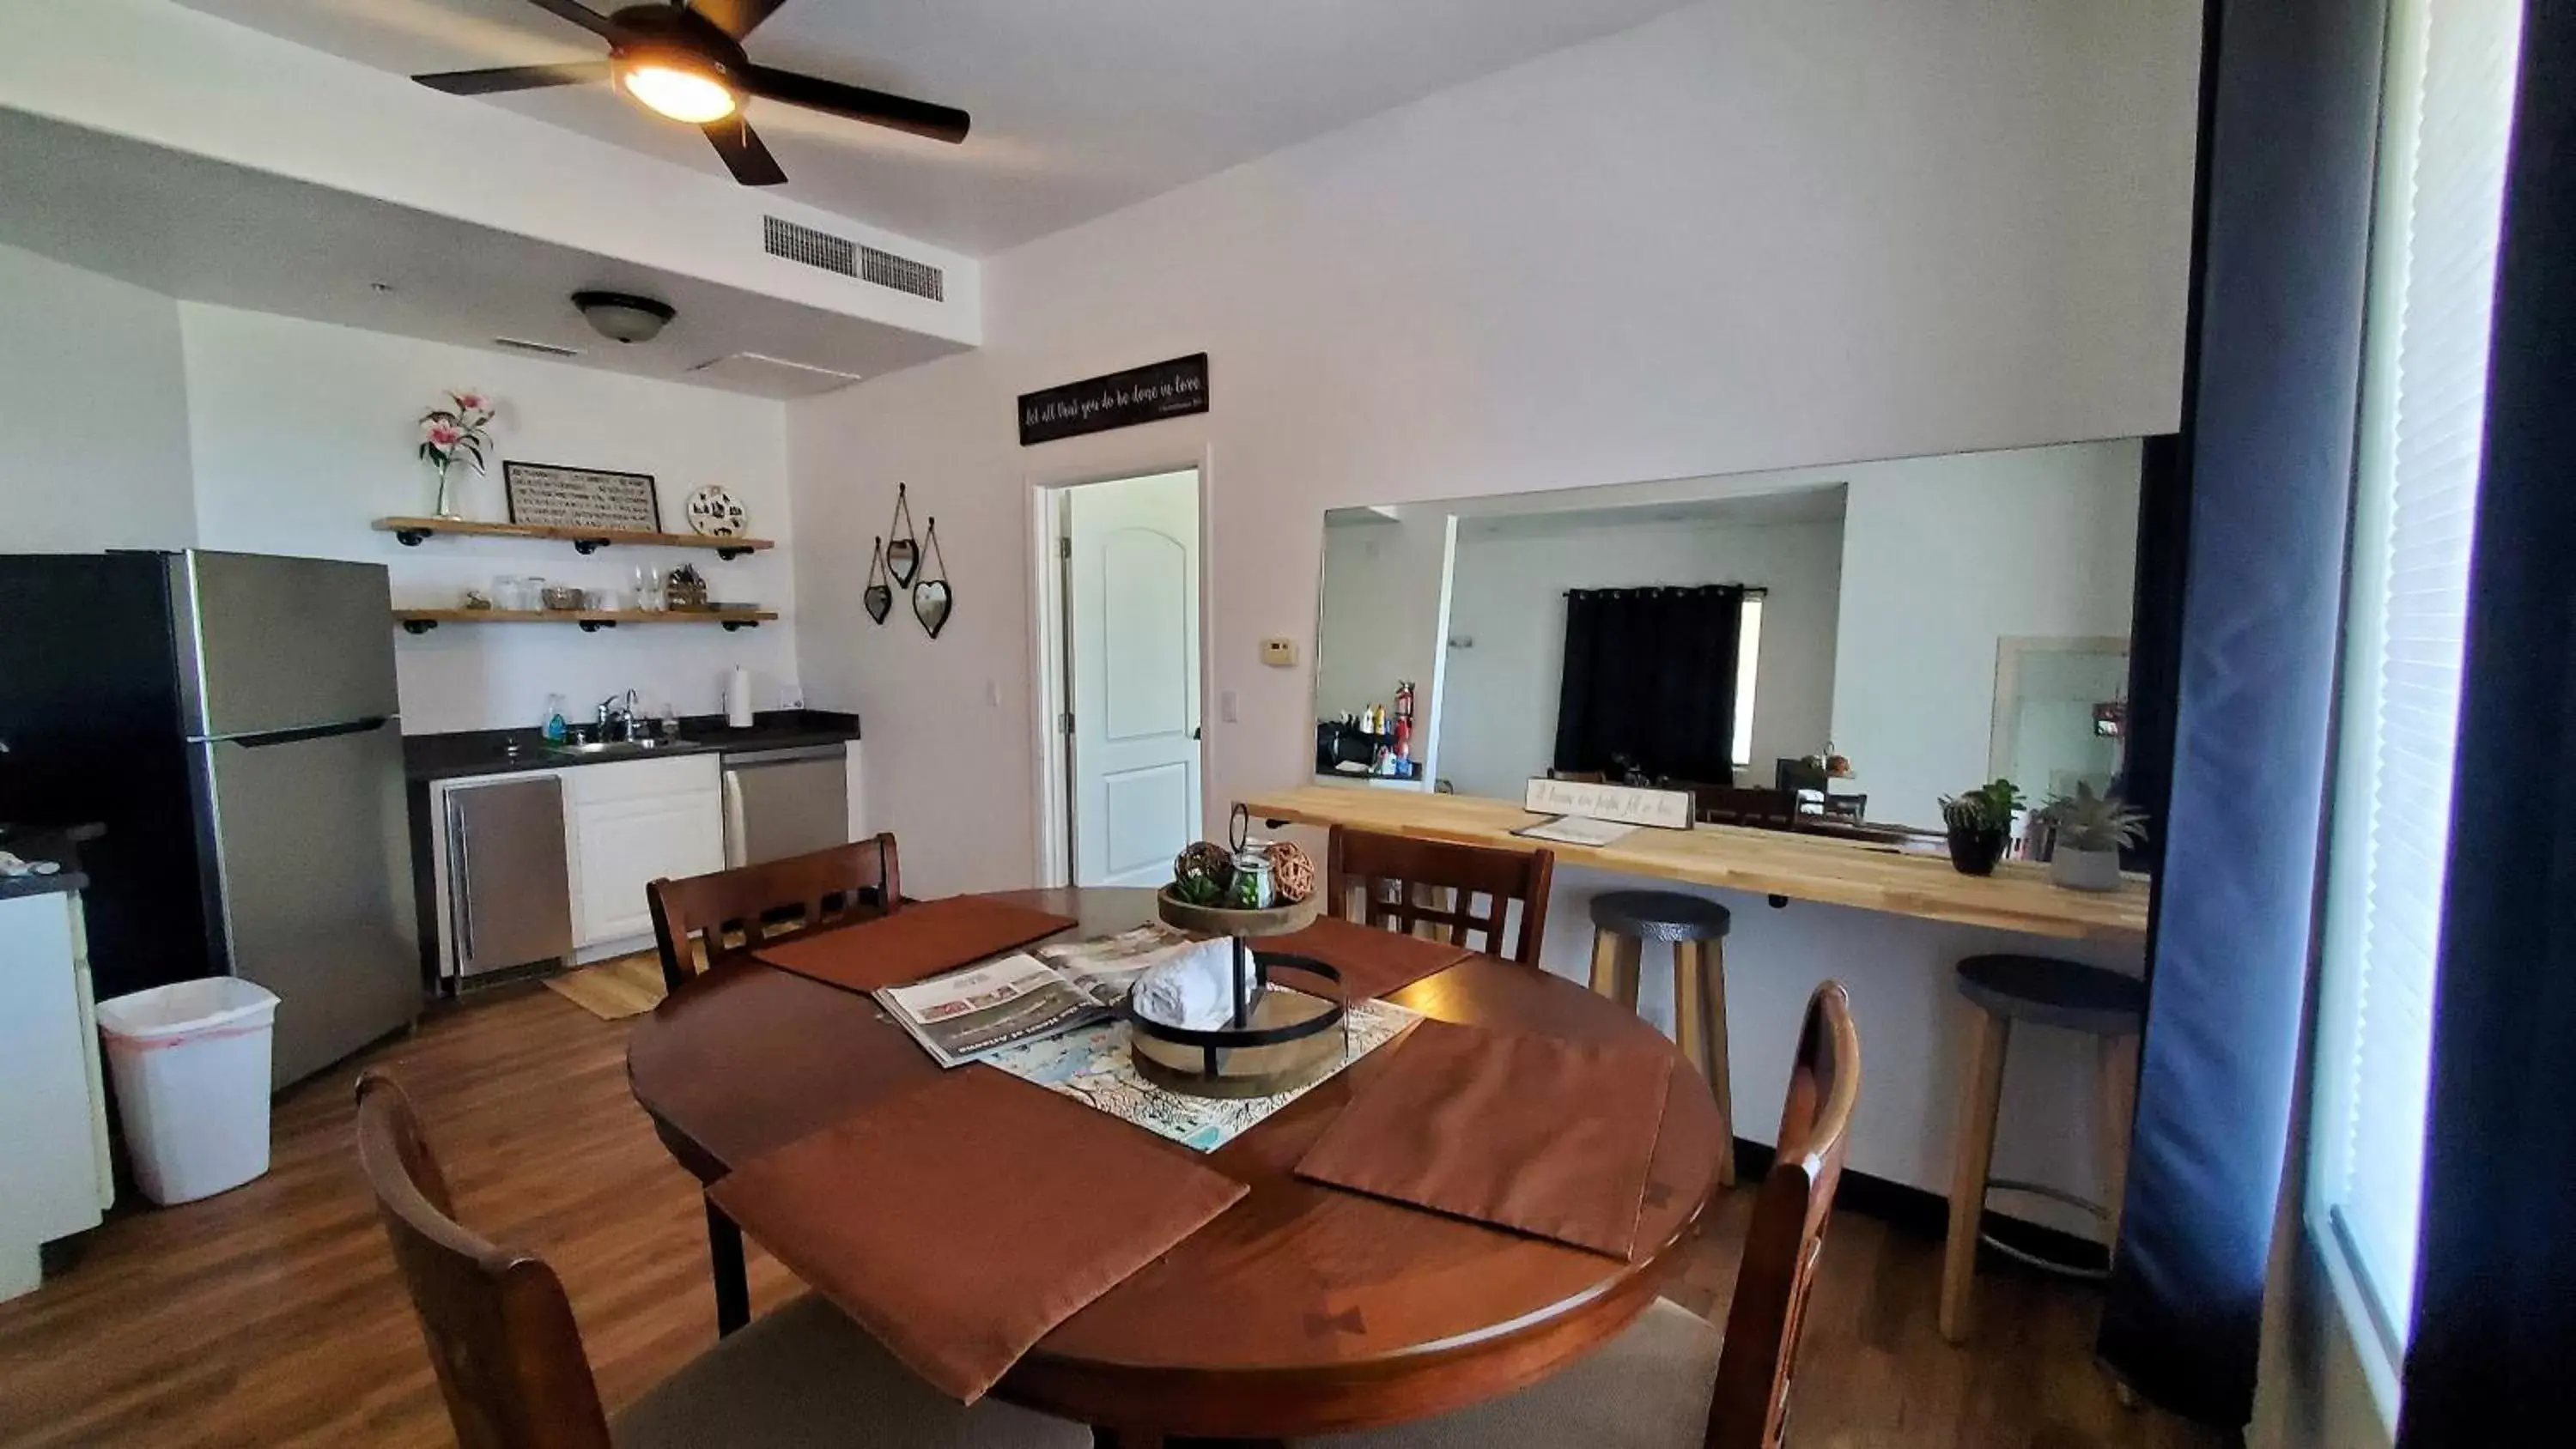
541, 737, 696, 757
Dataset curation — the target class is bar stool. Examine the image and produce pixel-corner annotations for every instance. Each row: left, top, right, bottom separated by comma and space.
1586, 890, 1736, 1185
1937, 953, 2146, 1343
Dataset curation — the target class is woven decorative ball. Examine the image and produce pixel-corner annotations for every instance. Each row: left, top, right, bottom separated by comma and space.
1173, 840, 1233, 904
1266, 840, 1316, 904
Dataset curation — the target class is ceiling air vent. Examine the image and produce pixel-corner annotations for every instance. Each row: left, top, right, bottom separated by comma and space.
764, 215, 945, 302
493, 336, 580, 357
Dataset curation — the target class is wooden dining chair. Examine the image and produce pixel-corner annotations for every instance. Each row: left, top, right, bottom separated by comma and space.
646, 834, 901, 1339
352, 1070, 1087, 1449
1303, 981, 1861, 1449
1324, 825, 1555, 966
646, 834, 902, 995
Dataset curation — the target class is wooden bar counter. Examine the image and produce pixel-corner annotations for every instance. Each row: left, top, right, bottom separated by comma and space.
1245, 785, 2148, 944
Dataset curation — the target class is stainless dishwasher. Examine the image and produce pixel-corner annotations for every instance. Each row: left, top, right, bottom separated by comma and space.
446, 776, 573, 979
721, 744, 851, 867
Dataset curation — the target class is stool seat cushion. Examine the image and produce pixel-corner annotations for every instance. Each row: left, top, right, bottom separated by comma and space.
1588, 890, 1733, 943
1954, 955, 2146, 1036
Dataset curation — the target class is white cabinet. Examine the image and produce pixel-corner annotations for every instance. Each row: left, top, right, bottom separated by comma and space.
566, 756, 723, 953
0, 889, 112, 1301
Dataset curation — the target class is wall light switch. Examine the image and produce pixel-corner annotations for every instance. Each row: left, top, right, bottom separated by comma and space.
1259, 638, 1299, 668
986, 679, 1001, 707
1221, 690, 1240, 724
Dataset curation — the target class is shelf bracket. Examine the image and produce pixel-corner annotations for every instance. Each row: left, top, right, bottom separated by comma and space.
394, 528, 430, 547
400, 618, 438, 634
578, 619, 618, 633
716, 546, 750, 561
1766, 894, 1791, 910
721, 619, 759, 632
572, 538, 611, 555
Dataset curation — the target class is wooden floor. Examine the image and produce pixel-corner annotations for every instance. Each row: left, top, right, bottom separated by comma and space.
0, 988, 2226, 1449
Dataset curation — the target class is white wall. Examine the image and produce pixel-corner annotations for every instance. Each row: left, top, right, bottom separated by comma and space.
179, 304, 799, 735
1436, 513, 1845, 799
1832, 440, 2142, 827
0, 243, 196, 552
788, 0, 2201, 895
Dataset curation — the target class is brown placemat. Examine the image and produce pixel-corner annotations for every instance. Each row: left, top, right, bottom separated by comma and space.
1254, 914, 1475, 1000
753, 894, 1076, 995
1293, 1018, 1673, 1258
709, 1065, 1248, 1403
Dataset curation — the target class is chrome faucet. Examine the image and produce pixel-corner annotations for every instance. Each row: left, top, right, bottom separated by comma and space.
597, 688, 645, 743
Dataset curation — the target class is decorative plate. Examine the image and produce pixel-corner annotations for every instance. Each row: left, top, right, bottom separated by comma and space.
683, 485, 749, 537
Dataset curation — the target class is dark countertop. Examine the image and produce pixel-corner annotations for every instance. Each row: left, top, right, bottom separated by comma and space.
404, 710, 861, 782
0, 822, 100, 900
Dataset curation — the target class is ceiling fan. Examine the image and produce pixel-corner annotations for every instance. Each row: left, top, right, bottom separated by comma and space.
412, 0, 969, 187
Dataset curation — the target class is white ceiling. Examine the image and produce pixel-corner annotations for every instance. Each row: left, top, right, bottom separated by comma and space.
169, 0, 1700, 256
0, 108, 964, 397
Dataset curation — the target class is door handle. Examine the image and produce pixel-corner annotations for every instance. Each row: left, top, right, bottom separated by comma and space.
722, 772, 748, 869
1192, 726, 1204, 742
452, 816, 477, 967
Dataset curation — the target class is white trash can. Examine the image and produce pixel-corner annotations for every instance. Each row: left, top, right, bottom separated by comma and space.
95, 978, 281, 1206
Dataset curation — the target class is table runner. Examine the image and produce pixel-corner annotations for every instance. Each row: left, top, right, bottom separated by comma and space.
709, 1065, 1247, 1403
1294, 1019, 1673, 1259
754, 894, 1076, 994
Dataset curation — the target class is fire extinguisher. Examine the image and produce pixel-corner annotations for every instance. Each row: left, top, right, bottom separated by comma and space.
1392, 680, 1415, 770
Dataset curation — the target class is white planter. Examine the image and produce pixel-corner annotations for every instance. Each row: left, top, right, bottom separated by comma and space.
2050, 846, 2124, 893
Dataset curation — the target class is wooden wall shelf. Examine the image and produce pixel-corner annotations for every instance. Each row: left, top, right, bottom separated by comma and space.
374, 517, 774, 560
394, 609, 776, 635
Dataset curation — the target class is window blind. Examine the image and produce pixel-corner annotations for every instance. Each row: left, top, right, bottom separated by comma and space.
2312, 0, 2522, 1357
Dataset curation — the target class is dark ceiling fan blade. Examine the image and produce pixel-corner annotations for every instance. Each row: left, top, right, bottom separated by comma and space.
414, 60, 612, 95
688, 0, 792, 41
521, 0, 620, 39
703, 117, 788, 185
743, 64, 970, 143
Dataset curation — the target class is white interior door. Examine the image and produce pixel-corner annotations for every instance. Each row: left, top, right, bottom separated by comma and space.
1067, 470, 1203, 887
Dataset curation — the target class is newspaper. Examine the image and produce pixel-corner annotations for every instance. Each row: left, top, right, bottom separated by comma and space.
874, 954, 1110, 1069
1029, 921, 1208, 1008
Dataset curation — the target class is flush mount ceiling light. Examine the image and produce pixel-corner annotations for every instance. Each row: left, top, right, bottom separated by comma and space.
572, 290, 677, 344
411, 1, 970, 188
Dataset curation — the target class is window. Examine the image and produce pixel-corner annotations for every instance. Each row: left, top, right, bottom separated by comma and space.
1729, 597, 1764, 769
2309, 0, 2522, 1407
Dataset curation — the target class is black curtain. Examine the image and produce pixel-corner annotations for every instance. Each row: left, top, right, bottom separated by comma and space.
2097, 0, 2387, 1426
1551, 585, 1743, 784
2397, 8, 2576, 1439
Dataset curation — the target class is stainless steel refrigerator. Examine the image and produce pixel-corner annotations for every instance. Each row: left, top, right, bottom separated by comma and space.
0, 550, 418, 1087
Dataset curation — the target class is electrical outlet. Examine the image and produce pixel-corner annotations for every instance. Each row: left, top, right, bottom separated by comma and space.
1260, 638, 1299, 668
1221, 690, 1240, 724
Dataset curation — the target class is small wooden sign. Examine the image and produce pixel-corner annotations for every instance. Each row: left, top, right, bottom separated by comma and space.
503, 462, 661, 533
1018, 354, 1208, 446
1522, 778, 1696, 831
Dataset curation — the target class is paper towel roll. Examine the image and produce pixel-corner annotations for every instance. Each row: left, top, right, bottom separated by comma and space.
726, 665, 755, 728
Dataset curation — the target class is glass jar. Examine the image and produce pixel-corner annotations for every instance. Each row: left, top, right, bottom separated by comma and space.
1229, 849, 1275, 910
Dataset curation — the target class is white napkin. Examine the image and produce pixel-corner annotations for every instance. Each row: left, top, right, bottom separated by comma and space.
1130, 937, 1247, 1030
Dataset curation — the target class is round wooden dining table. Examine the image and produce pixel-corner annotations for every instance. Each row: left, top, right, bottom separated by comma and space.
626, 887, 1728, 1442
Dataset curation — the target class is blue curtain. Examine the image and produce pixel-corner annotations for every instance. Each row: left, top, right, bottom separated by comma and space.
2397, 9, 2576, 1439
2096, 0, 2388, 1425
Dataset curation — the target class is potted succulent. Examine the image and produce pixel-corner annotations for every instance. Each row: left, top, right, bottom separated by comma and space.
2037, 782, 2147, 892
1937, 779, 2023, 876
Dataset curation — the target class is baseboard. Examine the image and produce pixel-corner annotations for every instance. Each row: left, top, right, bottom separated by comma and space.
1729, 1137, 2113, 1275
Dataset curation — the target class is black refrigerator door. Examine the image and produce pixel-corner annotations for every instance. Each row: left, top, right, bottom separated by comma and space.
0, 553, 215, 1000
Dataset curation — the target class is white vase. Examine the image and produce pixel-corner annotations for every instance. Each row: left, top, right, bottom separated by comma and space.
2050, 846, 2123, 892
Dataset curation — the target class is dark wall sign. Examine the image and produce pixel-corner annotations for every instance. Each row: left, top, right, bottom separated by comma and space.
1018, 353, 1208, 446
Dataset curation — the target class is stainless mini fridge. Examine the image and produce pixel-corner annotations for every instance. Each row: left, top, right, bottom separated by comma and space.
0, 549, 419, 1087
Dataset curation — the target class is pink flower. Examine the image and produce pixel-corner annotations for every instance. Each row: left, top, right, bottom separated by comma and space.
453, 391, 489, 412
425, 422, 463, 448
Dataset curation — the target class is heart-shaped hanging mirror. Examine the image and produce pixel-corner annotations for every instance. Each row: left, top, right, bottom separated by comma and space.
884, 482, 920, 588
913, 516, 952, 639
861, 536, 892, 625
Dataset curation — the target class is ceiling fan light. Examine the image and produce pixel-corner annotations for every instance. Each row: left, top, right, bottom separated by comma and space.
619, 61, 738, 124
